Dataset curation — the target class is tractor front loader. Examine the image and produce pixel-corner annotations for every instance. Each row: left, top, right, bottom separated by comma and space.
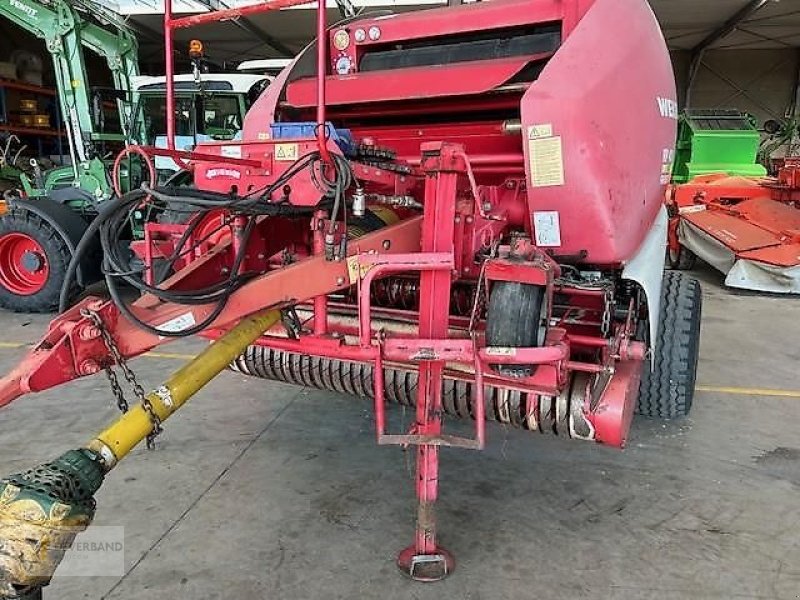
0, 0, 702, 595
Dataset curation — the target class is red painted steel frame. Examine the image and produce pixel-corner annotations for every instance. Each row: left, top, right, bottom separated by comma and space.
0, 0, 669, 584
161, 0, 328, 158
0, 217, 423, 407
400, 143, 461, 577
164, 0, 174, 149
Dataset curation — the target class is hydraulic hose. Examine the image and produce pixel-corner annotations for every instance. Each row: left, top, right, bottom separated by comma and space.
59, 149, 356, 337
59, 190, 149, 312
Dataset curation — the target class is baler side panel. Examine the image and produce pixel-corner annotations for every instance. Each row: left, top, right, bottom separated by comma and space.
521, 0, 677, 265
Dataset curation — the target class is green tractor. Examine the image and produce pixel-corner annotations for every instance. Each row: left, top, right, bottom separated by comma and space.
0, 0, 137, 311
0, 0, 270, 312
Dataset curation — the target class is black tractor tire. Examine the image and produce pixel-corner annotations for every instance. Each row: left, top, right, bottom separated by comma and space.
485, 281, 546, 378
637, 271, 702, 419
667, 244, 697, 270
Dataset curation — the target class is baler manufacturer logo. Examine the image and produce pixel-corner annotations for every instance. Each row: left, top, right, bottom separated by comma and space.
657, 97, 678, 120
206, 168, 241, 179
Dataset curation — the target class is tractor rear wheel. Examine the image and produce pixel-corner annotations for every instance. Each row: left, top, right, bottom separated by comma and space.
0, 201, 89, 312
485, 281, 546, 378
637, 271, 702, 419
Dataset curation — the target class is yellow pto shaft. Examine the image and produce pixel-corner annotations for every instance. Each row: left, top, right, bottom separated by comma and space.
87, 309, 281, 467
0, 309, 280, 597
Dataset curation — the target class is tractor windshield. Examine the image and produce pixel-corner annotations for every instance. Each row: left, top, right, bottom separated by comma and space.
131, 91, 246, 176
133, 93, 243, 146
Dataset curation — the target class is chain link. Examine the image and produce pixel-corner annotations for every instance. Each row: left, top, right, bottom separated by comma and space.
104, 364, 129, 414
81, 308, 163, 449
601, 289, 613, 337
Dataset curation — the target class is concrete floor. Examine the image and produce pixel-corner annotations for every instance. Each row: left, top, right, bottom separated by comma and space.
1, 262, 799, 599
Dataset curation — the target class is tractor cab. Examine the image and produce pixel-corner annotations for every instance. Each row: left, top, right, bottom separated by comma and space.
130, 73, 270, 178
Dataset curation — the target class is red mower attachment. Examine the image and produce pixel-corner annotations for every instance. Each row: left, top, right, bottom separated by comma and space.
668, 160, 800, 293
0, 0, 702, 593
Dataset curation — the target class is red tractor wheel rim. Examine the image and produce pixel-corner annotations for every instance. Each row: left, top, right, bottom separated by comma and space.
0, 232, 50, 295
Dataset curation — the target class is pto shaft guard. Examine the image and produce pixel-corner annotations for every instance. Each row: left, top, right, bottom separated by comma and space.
0, 309, 281, 597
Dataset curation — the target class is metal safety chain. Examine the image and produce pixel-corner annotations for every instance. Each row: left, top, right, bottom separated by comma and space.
601, 288, 614, 338
80, 308, 163, 449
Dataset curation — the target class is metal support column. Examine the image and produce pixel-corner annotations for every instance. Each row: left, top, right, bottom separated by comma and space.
397, 142, 463, 582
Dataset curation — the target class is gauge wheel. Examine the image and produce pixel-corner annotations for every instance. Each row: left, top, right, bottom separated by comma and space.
485, 281, 547, 378
667, 244, 697, 270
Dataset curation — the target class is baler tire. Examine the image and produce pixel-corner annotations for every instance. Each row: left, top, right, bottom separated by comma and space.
637, 271, 702, 419
485, 281, 545, 378
0, 206, 77, 313
667, 245, 696, 271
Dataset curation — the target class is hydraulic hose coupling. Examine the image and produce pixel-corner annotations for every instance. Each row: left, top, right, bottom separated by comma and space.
324, 232, 336, 261
0, 449, 105, 598
352, 186, 366, 218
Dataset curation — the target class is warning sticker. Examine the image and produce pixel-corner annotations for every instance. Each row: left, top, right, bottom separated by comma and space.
533, 211, 562, 247
527, 124, 553, 139
484, 347, 516, 357
275, 143, 299, 162
157, 312, 196, 338
528, 136, 565, 187
346, 256, 373, 284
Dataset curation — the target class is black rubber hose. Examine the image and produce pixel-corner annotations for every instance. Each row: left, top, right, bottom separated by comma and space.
101, 217, 256, 337
103, 261, 229, 337
143, 185, 322, 217
59, 190, 148, 312
64, 148, 345, 334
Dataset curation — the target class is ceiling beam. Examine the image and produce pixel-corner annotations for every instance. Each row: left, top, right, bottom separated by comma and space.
742, 8, 800, 25
725, 25, 796, 49
190, 0, 295, 58
82, 0, 165, 43
686, 0, 772, 106
690, 0, 772, 55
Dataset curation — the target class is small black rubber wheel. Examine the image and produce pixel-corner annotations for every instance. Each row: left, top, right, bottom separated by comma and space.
485, 281, 546, 378
637, 271, 702, 419
667, 244, 696, 270
0, 204, 78, 313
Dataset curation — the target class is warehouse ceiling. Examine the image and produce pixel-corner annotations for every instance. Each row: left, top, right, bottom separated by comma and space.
650, 0, 800, 51
111, 0, 800, 65
129, 5, 426, 64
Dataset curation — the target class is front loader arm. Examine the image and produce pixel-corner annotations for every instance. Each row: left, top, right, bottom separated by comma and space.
0, 216, 422, 408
